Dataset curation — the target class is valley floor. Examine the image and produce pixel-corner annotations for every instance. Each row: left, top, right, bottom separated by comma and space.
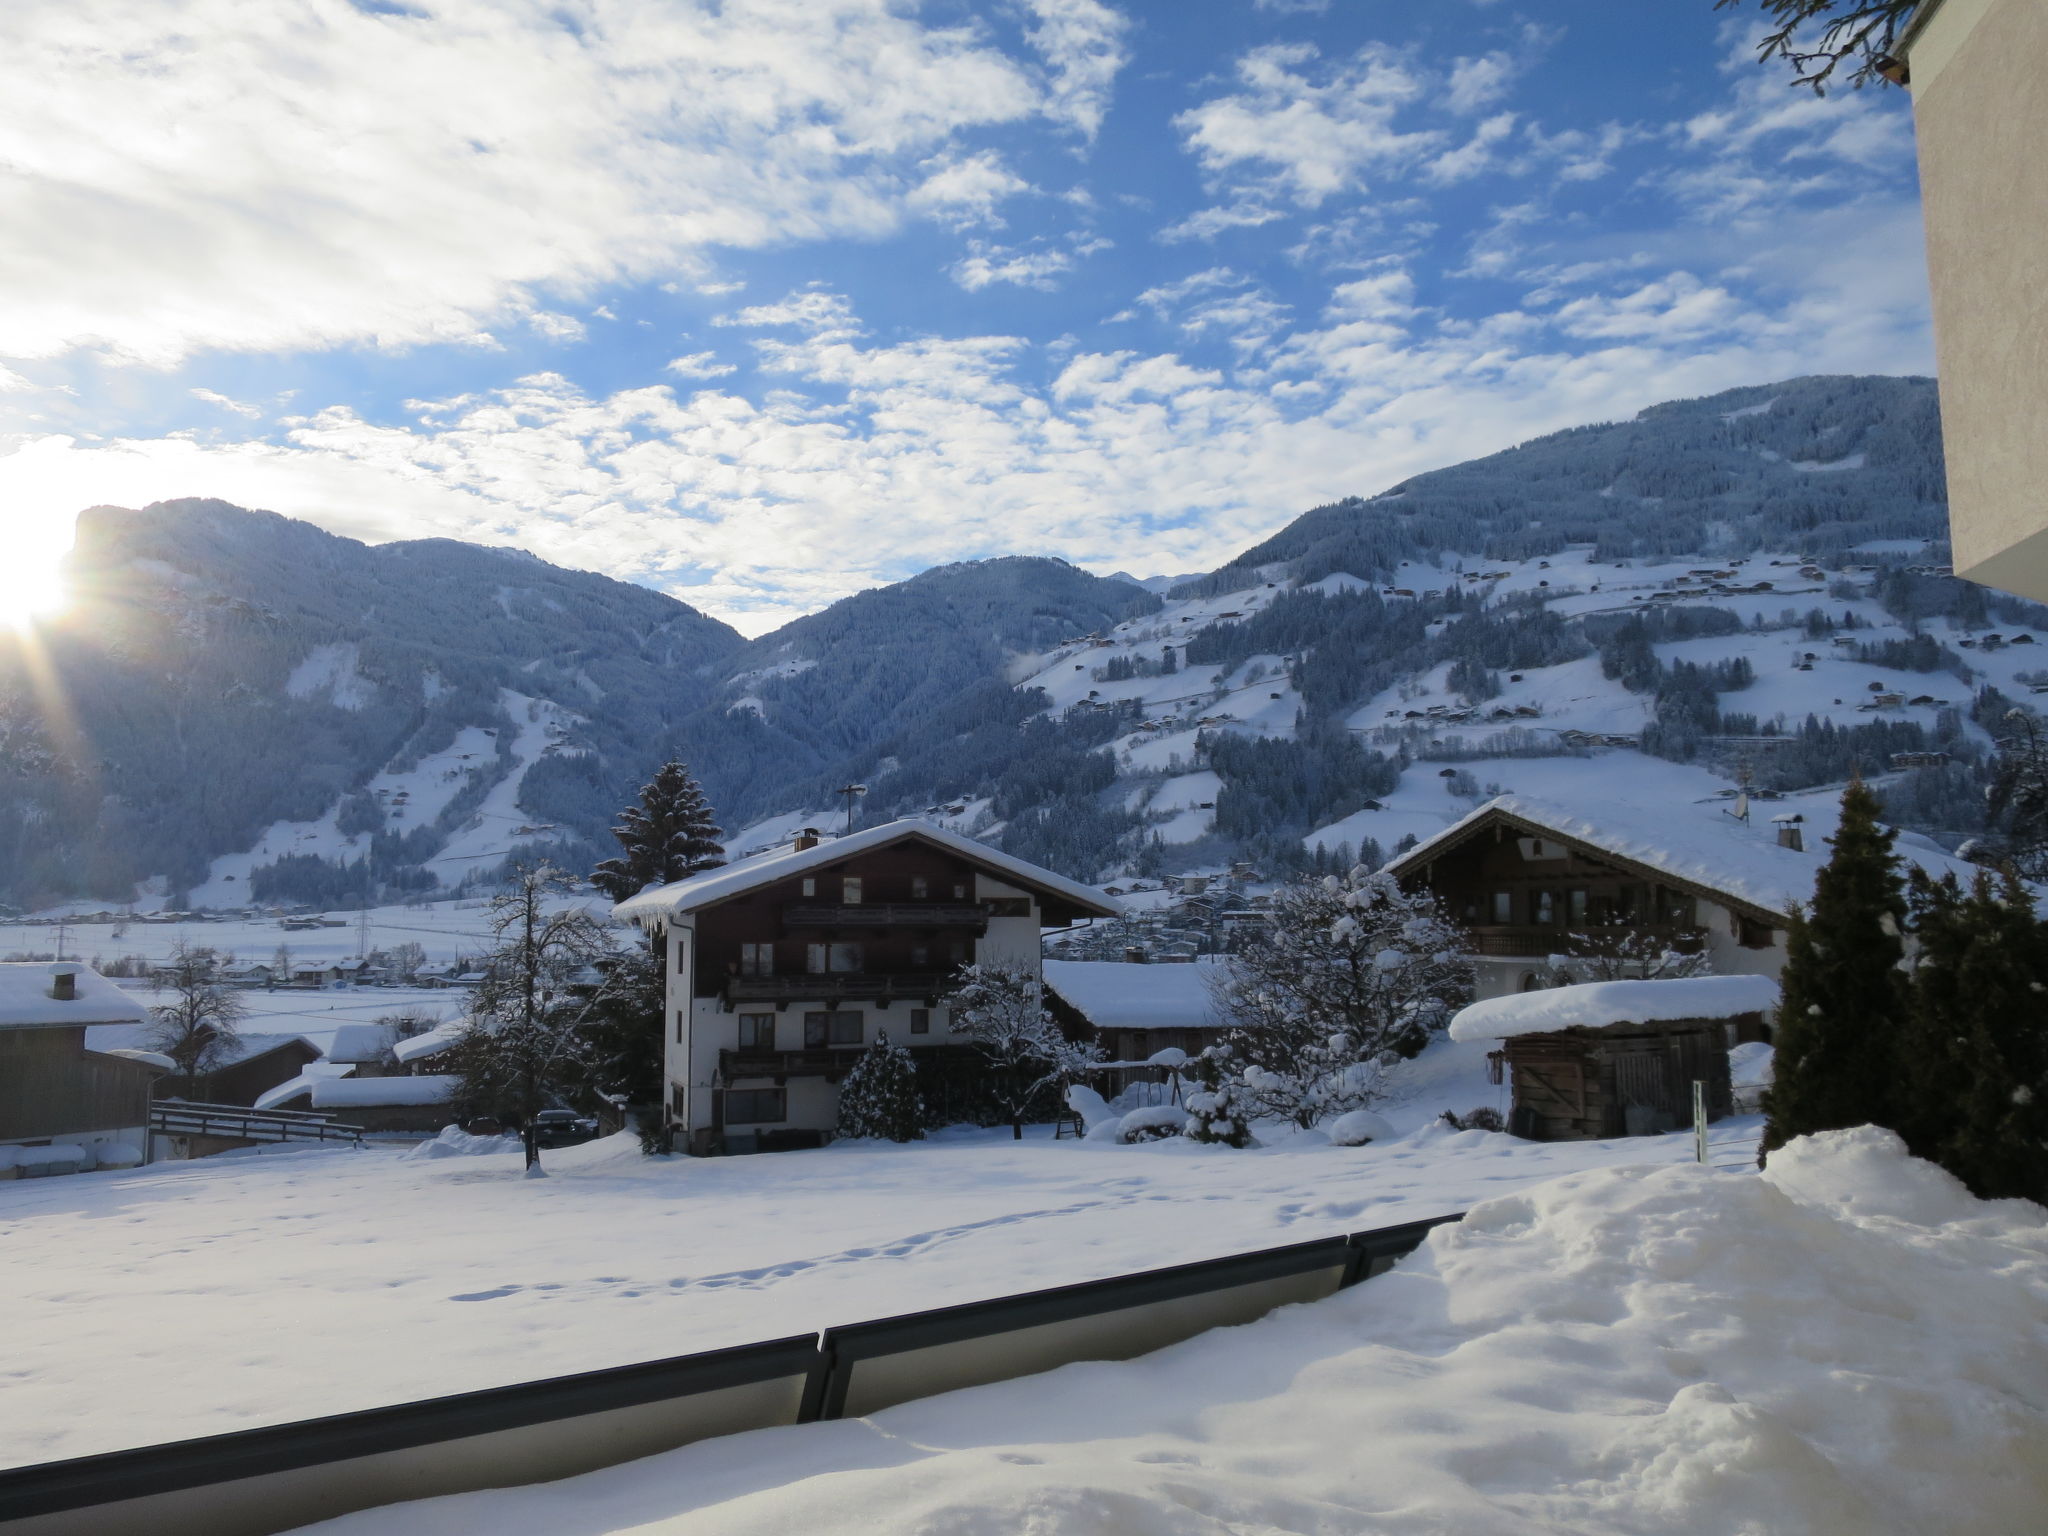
0, 1050, 1760, 1471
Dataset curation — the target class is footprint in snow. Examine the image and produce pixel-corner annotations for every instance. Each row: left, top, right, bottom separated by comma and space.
448, 1285, 521, 1302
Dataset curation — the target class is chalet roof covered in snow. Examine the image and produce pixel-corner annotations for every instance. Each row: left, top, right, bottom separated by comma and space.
85, 1024, 320, 1068
613, 817, 1120, 925
392, 1018, 470, 1064
0, 963, 146, 1029
1386, 793, 1985, 923
310, 1075, 457, 1108
1043, 958, 1226, 1032
324, 1023, 395, 1063
1450, 974, 1783, 1041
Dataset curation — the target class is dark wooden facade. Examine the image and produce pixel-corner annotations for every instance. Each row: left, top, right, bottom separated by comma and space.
1391, 811, 1782, 960
180, 1037, 324, 1108
694, 843, 1045, 1007
0, 1027, 164, 1143
1501, 1011, 1769, 1141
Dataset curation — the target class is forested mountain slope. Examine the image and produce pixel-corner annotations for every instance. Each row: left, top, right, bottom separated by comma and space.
5, 375, 2014, 909
0, 500, 745, 906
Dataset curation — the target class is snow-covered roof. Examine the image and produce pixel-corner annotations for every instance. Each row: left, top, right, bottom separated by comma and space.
613, 817, 1121, 924
1449, 974, 1783, 1042
1388, 793, 1985, 923
92, 1047, 176, 1072
0, 964, 146, 1029
1043, 958, 1227, 1032
325, 1023, 394, 1063
309, 1075, 458, 1109
84, 1025, 320, 1068
253, 1061, 360, 1112
392, 1019, 470, 1064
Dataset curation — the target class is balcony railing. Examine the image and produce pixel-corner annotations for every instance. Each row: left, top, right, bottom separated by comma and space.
1464, 924, 1706, 959
723, 971, 967, 1005
720, 1040, 978, 1081
781, 903, 989, 931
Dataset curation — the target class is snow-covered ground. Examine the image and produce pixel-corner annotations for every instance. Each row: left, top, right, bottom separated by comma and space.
291, 1127, 2048, 1536
0, 1037, 1768, 1471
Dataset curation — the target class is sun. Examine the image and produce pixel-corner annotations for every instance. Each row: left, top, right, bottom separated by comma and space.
0, 522, 71, 631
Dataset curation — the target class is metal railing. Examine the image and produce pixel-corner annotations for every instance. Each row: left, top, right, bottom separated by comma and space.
782, 903, 989, 930
724, 971, 965, 1005
0, 1212, 1461, 1536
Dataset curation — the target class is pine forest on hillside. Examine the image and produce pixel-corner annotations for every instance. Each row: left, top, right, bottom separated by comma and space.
8, 373, 2047, 911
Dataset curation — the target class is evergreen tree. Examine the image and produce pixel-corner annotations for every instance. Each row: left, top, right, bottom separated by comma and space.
1183, 1046, 1255, 1147
563, 944, 668, 1149
1761, 781, 1908, 1159
835, 1032, 924, 1142
591, 760, 725, 904
1899, 871, 2048, 1204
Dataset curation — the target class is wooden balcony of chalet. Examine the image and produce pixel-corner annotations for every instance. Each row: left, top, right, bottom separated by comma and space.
721, 970, 967, 1007
779, 902, 990, 931
719, 1041, 979, 1082
1465, 924, 1706, 959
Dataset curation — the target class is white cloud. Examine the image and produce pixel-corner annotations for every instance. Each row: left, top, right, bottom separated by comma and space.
1158, 200, 1286, 243
0, 367, 38, 393
665, 352, 738, 380
1425, 112, 1519, 184
1174, 44, 1441, 208
0, 0, 1061, 365
1252, 0, 1330, 13
715, 290, 864, 340
527, 312, 588, 344
1018, 0, 1132, 141
1445, 52, 1516, 115
951, 246, 1076, 292
189, 388, 263, 419
907, 152, 1033, 229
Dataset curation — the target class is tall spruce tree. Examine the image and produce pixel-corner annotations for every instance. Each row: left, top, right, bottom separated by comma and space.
591, 761, 726, 904
1761, 780, 1909, 1159
1902, 871, 2048, 1204
835, 1033, 925, 1142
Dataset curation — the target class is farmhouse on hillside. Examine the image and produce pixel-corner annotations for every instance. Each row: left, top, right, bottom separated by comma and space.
615, 819, 1118, 1155
1042, 956, 1227, 1065
1449, 974, 1780, 1141
0, 962, 167, 1169
1383, 793, 1980, 1001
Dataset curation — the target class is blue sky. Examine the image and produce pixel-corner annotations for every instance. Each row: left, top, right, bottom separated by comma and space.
1, 0, 1929, 633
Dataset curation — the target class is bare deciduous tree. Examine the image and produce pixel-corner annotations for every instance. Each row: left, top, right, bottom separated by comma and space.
146, 942, 245, 1090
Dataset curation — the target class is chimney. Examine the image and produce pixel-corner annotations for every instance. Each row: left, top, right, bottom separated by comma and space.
48, 962, 80, 1002
791, 827, 821, 853
1773, 814, 1805, 852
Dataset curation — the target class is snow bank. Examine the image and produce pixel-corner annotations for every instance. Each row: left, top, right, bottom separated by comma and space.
322, 1127, 2048, 1536
408, 1126, 518, 1161
1450, 973, 1781, 1041
1114, 1105, 1188, 1143
1325, 1109, 1396, 1145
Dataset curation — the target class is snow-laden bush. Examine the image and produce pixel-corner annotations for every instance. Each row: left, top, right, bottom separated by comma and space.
1326, 1110, 1396, 1146
836, 1032, 924, 1142
1115, 1105, 1189, 1143
1207, 868, 1472, 1129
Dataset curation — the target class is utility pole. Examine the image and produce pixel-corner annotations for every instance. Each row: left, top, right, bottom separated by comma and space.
836, 783, 868, 836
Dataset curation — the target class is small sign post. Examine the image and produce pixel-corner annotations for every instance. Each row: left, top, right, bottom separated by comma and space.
1693, 1079, 1708, 1165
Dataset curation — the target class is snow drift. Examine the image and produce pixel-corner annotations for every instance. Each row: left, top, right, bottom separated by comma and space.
305, 1127, 2048, 1536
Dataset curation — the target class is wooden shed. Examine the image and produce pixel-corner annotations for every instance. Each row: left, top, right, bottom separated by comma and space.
1449, 975, 1780, 1142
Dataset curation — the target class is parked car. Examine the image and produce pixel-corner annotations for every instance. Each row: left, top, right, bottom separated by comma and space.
529, 1108, 600, 1148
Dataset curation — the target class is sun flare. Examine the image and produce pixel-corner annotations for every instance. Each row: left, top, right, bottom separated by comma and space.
0, 524, 71, 630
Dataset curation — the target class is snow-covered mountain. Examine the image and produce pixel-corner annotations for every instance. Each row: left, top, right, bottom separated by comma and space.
6, 373, 2025, 910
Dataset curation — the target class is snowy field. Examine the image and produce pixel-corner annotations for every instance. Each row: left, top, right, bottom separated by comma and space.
0, 1042, 1768, 1472
286, 1127, 2048, 1536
